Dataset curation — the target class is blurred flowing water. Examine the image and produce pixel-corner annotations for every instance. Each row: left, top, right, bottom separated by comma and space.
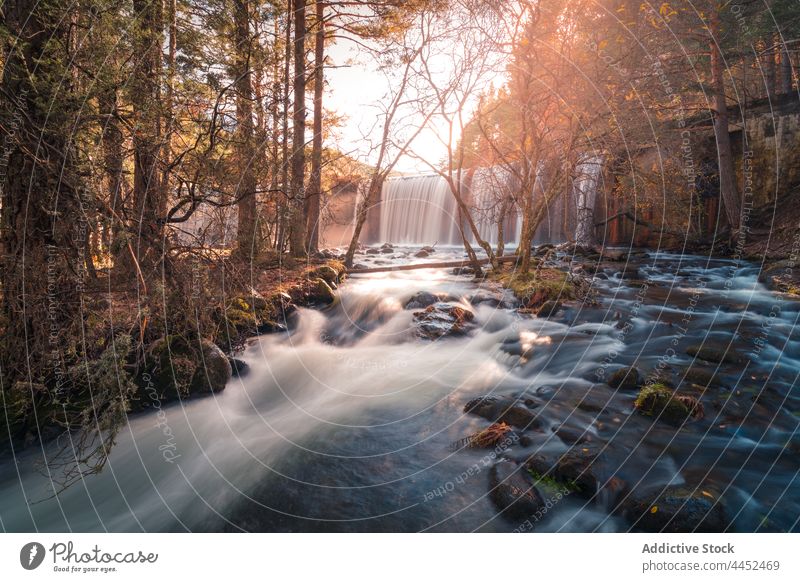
1, 247, 798, 532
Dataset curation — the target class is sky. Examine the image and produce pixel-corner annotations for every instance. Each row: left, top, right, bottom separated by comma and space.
324, 38, 441, 174
324, 35, 507, 175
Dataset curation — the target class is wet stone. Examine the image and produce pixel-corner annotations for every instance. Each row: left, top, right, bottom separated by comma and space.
488, 460, 546, 520
621, 485, 728, 533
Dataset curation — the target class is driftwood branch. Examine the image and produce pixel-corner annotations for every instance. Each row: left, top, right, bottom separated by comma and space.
347, 255, 520, 274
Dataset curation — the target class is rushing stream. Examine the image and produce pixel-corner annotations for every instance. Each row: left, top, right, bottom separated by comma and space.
1, 246, 799, 532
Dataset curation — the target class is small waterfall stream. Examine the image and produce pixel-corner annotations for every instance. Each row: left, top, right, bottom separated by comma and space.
379, 175, 461, 245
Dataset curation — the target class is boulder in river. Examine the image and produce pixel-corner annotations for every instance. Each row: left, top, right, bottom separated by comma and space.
758, 260, 800, 296
190, 341, 232, 394
463, 396, 540, 430
525, 446, 608, 498
607, 366, 641, 391
489, 460, 546, 520
412, 302, 475, 339
414, 249, 430, 258
307, 278, 337, 305
621, 485, 728, 532
633, 384, 704, 425
143, 337, 232, 402
366, 248, 381, 255
229, 357, 250, 378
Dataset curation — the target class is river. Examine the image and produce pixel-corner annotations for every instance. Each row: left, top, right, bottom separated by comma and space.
1, 246, 798, 532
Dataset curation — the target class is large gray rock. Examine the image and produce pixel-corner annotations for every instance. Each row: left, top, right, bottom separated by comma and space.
413, 302, 475, 339
191, 341, 233, 394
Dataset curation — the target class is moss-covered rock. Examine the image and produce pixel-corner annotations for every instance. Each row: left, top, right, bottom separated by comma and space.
634, 384, 703, 425
141, 336, 231, 403
306, 264, 341, 288
492, 267, 574, 310
308, 277, 337, 305
525, 446, 608, 498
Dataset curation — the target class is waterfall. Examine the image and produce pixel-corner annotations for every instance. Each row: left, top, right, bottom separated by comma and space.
378, 175, 461, 245
466, 166, 520, 246
373, 157, 602, 248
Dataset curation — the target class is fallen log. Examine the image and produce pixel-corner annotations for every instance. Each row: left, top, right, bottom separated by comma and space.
347, 255, 520, 274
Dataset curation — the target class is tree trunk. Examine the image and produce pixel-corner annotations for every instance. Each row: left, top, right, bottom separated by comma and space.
496, 195, 512, 258
1, 0, 83, 384
288, 0, 307, 258
764, 36, 776, 100
233, 0, 259, 262
276, 7, 292, 254
779, 41, 793, 95
344, 177, 382, 268
128, 0, 165, 277
709, 10, 741, 229
99, 86, 126, 262
574, 155, 603, 250
306, 0, 325, 254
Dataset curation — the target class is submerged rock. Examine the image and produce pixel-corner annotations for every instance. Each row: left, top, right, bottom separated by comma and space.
489, 460, 546, 519
452, 266, 481, 276
404, 291, 448, 310
412, 302, 475, 339
686, 343, 743, 365
463, 396, 540, 430
536, 300, 562, 318
621, 485, 728, 532
683, 366, 724, 388
608, 366, 640, 391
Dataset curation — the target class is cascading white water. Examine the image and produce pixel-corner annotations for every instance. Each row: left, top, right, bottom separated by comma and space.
466, 166, 520, 246
375, 158, 602, 248
379, 175, 461, 245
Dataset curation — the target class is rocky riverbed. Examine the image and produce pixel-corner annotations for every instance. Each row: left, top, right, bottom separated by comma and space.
1, 244, 798, 532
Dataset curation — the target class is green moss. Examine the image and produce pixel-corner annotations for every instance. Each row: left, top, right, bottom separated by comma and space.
634, 383, 692, 425
491, 267, 574, 308
305, 260, 346, 287
527, 468, 580, 493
